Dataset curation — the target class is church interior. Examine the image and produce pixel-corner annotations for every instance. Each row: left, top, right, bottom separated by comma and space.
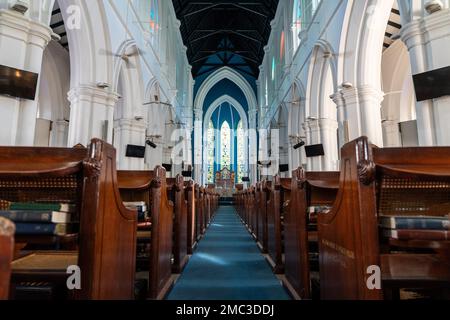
0, 0, 450, 302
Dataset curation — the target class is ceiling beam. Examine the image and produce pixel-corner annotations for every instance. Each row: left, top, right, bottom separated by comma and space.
183, 3, 221, 17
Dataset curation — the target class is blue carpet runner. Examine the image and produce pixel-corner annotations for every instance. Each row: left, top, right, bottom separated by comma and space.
167, 206, 291, 300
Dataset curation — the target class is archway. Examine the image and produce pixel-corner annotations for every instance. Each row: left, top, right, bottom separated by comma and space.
203, 95, 249, 185
35, 40, 71, 147
194, 67, 256, 184
381, 40, 417, 147
337, 0, 396, 147
305, 41, 339, 171
112, 42, 146, 170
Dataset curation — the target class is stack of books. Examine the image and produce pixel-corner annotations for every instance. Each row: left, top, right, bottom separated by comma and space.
0, 202, 76, 236
380, 215, 450, 241
123, 201, 148, 223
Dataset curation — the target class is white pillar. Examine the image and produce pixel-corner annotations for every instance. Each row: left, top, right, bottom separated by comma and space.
50, 119, 69, 147
331, 90, 347, 149
338, 85, 385, 147
145, 101, 166, 170
401, 9, 450, 146
114, 118, 146, 170
0, 9, 52, 146
248, 108, 258, 183
382, 120, 402, 147
67, 85, 119, 147
193, 107, 203, 183
304, 118, 339, 171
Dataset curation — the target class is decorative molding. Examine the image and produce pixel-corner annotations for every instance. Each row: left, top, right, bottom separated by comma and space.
68, 85, 120, 107
83, 158, 102, 178
356, 137, 376, 186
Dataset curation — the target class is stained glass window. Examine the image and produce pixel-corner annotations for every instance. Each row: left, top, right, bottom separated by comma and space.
271, 57, 276, 81
149, 0, 159, 35
280, 30, 285, 62
265, 78, 269, 107
237, 121, 246, 183
292, 0, 303, 51
207, 121, 215, 183
220, 121, 231, 170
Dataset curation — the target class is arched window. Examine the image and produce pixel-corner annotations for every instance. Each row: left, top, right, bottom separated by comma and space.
207, 121, 215, 183
280, 30, 286, 63
265, 77, 269, 108
149, 0, 160, 45
271, 57, 276, 81
292, 0, 303, 51
236, 121, 246, 183
220, 121, 231, 170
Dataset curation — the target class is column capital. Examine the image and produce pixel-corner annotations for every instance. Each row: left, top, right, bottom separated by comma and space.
304, 118, 339, 131
340, 85, 384, 106
114, 118, 147, 131
401, 9, 450, 50
68, 85, 120, 107
0, 9, 52, 59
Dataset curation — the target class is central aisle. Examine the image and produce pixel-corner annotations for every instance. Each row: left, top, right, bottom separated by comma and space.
167, 206, 291, 300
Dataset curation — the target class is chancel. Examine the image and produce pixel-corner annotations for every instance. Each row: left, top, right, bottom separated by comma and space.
0, 0, 449, 303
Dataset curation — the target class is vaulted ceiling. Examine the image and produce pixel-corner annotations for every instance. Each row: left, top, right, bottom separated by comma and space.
172, 0, 279, 79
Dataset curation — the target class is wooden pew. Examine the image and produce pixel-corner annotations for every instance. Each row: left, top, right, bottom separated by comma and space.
195, 184, 204, 240
117, 167, 173, 300
1, 139, 137, 300
266, 176, 290, 274
203, 187, 211, 229
185, 180, 196, 254
283, 168, 339, 299
253, 183, 261, 241
249, 186, 257, 238
319, 136, 450, 300
257, 180, 271, 254
0, 218, 14, 300
167, 175, 189, 273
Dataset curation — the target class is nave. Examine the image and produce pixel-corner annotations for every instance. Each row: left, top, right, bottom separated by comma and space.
167, 206, 290, 300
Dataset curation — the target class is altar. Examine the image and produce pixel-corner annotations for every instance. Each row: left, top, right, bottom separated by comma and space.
215, 168, 235, 197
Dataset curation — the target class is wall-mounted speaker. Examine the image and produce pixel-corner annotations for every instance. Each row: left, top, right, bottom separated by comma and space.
182, 171, 192, 178
162, 163, 172, 172
413, 66, 450, 102
126, 145, 146, 158
305, 144, 325, 157
279, 164, 289, 172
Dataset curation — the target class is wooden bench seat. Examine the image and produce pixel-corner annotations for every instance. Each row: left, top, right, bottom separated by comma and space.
117, 167, 173, 300
1, 139, 137, 300
283, 168, 339, 299
266, 176, 290, 274
319, 136, 450, 300
167, 175, 189, 273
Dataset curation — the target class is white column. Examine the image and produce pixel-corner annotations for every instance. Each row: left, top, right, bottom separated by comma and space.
331, 90, 347, 149
193, 107, 203, 183
339, 85, 385, 147
0, 9, 52, 146
248, 108, 258, 183
304, 120, 320, 171
382, 120, 402, 147
401, 9, 450, 146
67, 85, 119, 147
145, 101, 165, 170
50, 119, 69, 147
304, 118, 339, 171
113, 118, 146, 170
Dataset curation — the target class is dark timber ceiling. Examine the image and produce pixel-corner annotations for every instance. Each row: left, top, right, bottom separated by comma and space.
172, 0, 279, 79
